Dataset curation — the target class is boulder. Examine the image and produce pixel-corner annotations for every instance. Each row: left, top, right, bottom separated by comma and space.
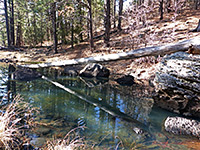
14, 68, 42, 81
79, 63, 110, 78
115, 75, 135, 86
164, 116, 200, 139
153, 52, 200, 117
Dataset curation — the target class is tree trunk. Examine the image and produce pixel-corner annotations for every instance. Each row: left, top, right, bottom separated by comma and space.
51, 2, 58, 54
159, 0, 164, 20
16, 11, 22, 47
33, 13, 37, 46
113, 0, 116, 28
18, 37, 200, 68
118, 0, 123, 31
104, 0, 111, 47
71, 20, 74, 49
195, 0, 198, 9
4, 0, 11, 47
78, 0, 83, 42
87, 0, 94, 48
9, 0, 15, 46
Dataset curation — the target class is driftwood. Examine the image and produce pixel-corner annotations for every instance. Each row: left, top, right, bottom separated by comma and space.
18, 37, 200, 68
41, 76, 149, 134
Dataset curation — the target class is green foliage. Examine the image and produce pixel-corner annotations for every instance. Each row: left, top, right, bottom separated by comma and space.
0, 0, 116, 47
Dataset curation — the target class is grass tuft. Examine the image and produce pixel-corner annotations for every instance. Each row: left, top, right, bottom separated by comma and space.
45, 126, 86, 150
0, 95, 35, 149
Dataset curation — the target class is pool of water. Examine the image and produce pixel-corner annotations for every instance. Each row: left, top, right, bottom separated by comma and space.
0, 63, 199, 149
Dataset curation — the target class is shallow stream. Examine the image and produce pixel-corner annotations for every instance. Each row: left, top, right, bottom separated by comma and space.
0, 63, 199, 149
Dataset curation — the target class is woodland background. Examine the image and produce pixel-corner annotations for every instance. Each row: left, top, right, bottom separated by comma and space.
0, 0, 200, 66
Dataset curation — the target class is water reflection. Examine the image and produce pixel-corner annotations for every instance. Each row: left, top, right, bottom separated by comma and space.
0, 64, 196, 149
11, 74, 154, 147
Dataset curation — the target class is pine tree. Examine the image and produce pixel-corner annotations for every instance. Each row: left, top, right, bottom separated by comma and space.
4, 0, 10, 47
118, 0, 123, 31
104, 0, 111, 47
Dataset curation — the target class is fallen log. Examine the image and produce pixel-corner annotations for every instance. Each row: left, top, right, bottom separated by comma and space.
18, 37, 200, 68
41, 76, 149, 134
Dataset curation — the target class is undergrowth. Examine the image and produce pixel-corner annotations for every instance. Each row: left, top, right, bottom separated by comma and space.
0, 95, 35, 149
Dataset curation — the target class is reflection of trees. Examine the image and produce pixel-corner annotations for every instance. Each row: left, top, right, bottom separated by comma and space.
7, 64, 16, 101
0, 65, 9, 100
6, 74, 154, 148
0, 64, 16, 102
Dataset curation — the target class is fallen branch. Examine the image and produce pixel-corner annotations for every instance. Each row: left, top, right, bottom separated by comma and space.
18, 37, 200, 68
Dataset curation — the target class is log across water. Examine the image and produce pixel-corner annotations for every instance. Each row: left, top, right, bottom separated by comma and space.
41, 76, 151, 136
18, 37, 200, 68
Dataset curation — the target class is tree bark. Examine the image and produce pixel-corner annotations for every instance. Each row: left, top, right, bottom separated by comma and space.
16, 11, 22, 47
51, 2, 58, 54
159, 0, 164, 20
4, 0, 11, 47
71, 19, 74, 49
87, 0, 94, 48
113, 0, 116, 28
17, 37, 200, 68
195, 0, 198, 9
104, 0, 111, 47
118, 0, 123, 31
9, 0, 15, 46
78, 0, 83, 42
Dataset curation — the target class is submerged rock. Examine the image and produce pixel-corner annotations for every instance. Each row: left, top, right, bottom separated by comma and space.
79, 63, 110, 78
115, 75, 135, 86
164, 116, 200, 139
153, 52, 200, 117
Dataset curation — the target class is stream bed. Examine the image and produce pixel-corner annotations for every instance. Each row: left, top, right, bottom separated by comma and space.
0, 63, 199, 149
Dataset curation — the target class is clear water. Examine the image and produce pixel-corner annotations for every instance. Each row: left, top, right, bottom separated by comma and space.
0, 63, 199, 149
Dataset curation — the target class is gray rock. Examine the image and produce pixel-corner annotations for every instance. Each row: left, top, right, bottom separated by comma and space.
153, 52, 200, 117
79, 63, 110, 78
164, 116, 200, 139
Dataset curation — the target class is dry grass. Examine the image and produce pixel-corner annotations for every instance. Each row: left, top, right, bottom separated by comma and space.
0, 95, 35, 149
44, 126, 86, 150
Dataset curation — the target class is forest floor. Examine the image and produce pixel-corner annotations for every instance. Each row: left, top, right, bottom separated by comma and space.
1, 8, 200, 81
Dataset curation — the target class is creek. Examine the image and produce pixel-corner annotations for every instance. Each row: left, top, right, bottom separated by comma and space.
0, 63, 198, 149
